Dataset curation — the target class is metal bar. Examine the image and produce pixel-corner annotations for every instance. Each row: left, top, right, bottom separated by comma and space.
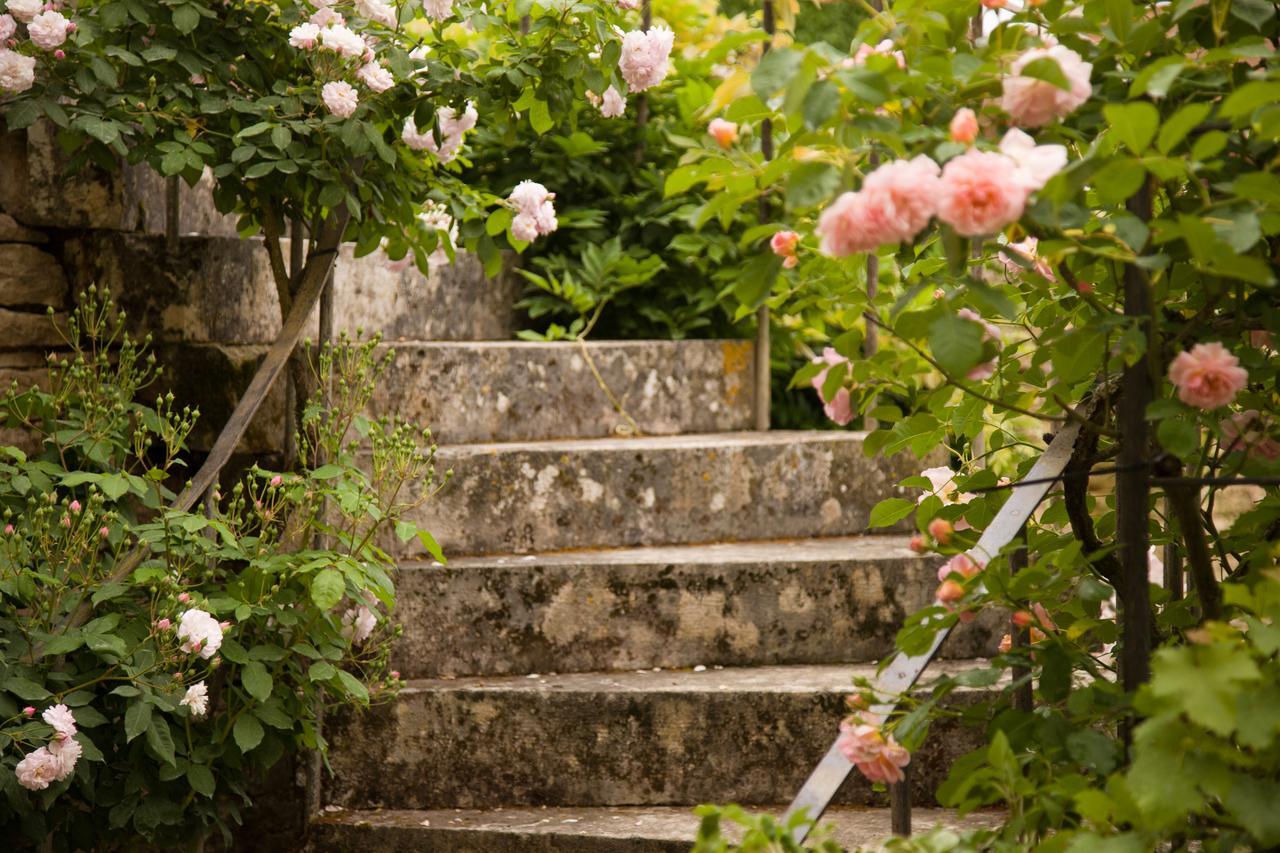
165, 176, 180, 253
1009, 525, 1033, 714
784, 420, 1083, 838
890, 763, 912, 836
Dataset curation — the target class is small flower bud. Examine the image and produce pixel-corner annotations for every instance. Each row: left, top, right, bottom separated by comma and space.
22, 706, 35, 717
177, 592, 191, 603
936, 579, 965, 604
908, 535, 927, 554
269, 475, 282, 487
927, 518, 953, 545
99, 526, 109, 539
1012, 610, 1034, 629
156, 618, 171, 630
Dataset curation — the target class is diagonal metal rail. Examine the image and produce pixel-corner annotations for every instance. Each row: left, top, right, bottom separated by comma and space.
783, 420, 1083, 839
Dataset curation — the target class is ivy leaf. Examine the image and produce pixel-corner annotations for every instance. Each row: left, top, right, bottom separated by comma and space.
233, 714, 264, 754
310, 569, 345, 611
241, 661, 273, 703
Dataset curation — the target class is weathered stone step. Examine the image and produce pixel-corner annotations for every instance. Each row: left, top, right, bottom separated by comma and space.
393, 535, 1001, 678
324, 662, 989, 811
162, 339, 755, 452
61, 233, 518, 345
309, 805, 1002, 852
402, 432, 926, 557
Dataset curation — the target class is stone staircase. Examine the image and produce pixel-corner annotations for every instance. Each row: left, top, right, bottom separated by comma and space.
0, 125, 1000, 850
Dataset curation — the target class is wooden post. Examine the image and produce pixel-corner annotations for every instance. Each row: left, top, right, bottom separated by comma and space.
284, 220, 305, 467
1009, 525, 1034, 713
890, 762, 912, 836
165, 176, 180, 253
754, 0, 775, 431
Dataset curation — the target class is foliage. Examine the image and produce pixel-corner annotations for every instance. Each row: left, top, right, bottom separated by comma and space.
0, 290, 439, 848
682, 0, 1280, 846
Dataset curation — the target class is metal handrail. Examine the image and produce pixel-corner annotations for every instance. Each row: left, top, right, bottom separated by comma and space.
783, 420, 1084, 840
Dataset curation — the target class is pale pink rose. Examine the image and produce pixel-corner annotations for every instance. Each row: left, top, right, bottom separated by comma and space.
0, 49, 36, 94
42, 704, 76, 740
22, 706, 35, 717
341, 605, 377, 644
0, 14, 14, 41
177, 609, 224, 659
180, 681, 209, 717
816, 191, 881, 257
811, 347, 849, 403
355, 0, 395, 26
156, 617, 171, 630
949, 108, 978, 145
853, 39, 905, 69
998, 129, 1067, 193
507, 181, 557, 238
69, 500, 81, 513
319, 24, 365, 58
824, 387, 854, 425
15, 747, 61, 791
598, 85, 625, 118
289, 22, 321, 49
47, 735, 80, 780
357, 60, 394, 92
310, 7, 344, 27
401, 116, 434, 150
177, 592, 191, 603
27, 9, 70, 49
619, 26, 674, 92
321, 81, 359, 118
937, 553, 982, 582
511, 214, 539, 242
708, 117, 738, 148
917, 465, 977, 506
936, 150, 1027, 237
838, 715, 912, 785
1221, 410, 1280, 461
406, 104, 477, 161
860, 155, 942, 244
5, 0, 40, 23
422, 0, 454, 21
1001, 45, 1093, 127
1168, 342, 1248, 409
1000, 236, 1054, 281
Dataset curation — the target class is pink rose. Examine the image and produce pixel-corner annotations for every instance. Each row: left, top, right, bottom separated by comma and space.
860, 155, 942, 244
1168, 342, 1248, 409
949, 108, 978, 144
619, 26, 674, 92
598, 85, 625, 118
321, 81, 359, 118
770, 230, 799, 268
852, 39, 905, 69
936, 553, 982, 582
707, 118, 738, 149
289, 22, 320, 49
1000, 45, 1093, 128
936, 150, 1027, 237
837, 716, 911, 785
816, 191, 880, 257
998, 129, 1067, 193
1000, 236, 1055, 281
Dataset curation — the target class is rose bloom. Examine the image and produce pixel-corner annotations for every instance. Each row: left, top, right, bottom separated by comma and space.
342, 605, 377, 644
357, 61, 394, 93
310, 6, 343, 27
355, 0, 396, 26
707, 117, 738, 149
321, 81, 359, 118
998, 129, 1067, 193
1001, 45, 1093, 127
619, 26, 674, 92
511, 214, 539, 243
4, 0, 40, 23
180, 681, 210, 717
859, 155, 942, 244
289, 22, 321, 49
1168, 342, 1248, 409
15, 747, 61, 791
816, 191, 879, 257
936, 149, 1028, 237
422, 0, 454, 21
42, 704, 76, 740
936, 553, 982, 582
0, 49, 36, 94
853, 39, 905, 69
1222, 410, 1280, 461
177, 608, 224, 659
27, 10, 71, 50
838, 717, 910, 785
950, 108, 978, 145
47, 736, 81, 780
1000, 236, 1054, 281
319, 24, 365, 58
0, 14, 15, 41
598, 85, 625, 118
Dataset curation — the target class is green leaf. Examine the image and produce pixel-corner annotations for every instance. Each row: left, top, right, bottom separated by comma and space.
308, 661, 337, 682
801, 80, 840, 129
1105, 102, 1160, 154
2, 677, 51, 700
310, 464, 344, 480
1018, 57, 1071, 91
928, 313, 984, 377
270, 126, 292, 150
869, 497, 915, 528
752, 48, 803, 98
416, 529, 446, 564
187, 763, 216, 797
241, 661, 273, 703
1067, 729, 1119, 774
784, 162, 841, 209
1221, 82, 1280, 120
172, 4, 199, 33
1051, 327, 1106, 385
233, 714, 264, 753
125, 700, 152, 742
336, 669, 370, 704
145, 718, 176, 766
528, 99, 553, 135
310, 568, 345, 611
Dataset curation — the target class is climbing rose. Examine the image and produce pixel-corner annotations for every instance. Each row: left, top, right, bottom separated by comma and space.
404, 104, 478, 161
949, 108, 978, 144
47, 736, 80, 780
816, 192, 880, 257
42, 704, 76, 741
936, 149, 1027, 237
289, 22, 321, 49
177, 609, 224, 659
342, 605, 377, 644
15, 748, 61, 791
0, 49, 36, 94
707, 118, 738, 148
180, 682, 209, 717
937, 553, 981, 582
619, 26, 674, 92
355, 0, 395, 26
1168, 342, 1248, 409
811, 347, 853, 425
319, 24, 365, 58
598, 85, 625, 118
917, 466, 977, 506
860, 155, 942, 245
511, 215, 539, 243
310, 6, 343, 27
770, 230, 800, 268
1221, 411, 1280, 461
27, 10, 70, 49
4, 0, 39, 23
852, 38, 905, 69
321, 81, 359, 117
0, 13, 14, 41
998, 129, 1067, 193
1001, 45, 1093, 127
838, 716, 910, 784
356, 60, 394, 92
420, 200, 458, 265
508, 180, 558, 241
421, 0, 453, 21
927, 518, 953, 545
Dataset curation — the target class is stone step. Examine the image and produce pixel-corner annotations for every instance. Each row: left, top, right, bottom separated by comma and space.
309, 805, 1002, 852
60, 233, 519, 345
161, 339, 755, 452
402, 432, 926, 558
392, 536, 1001, 678
324, 662, 989, 811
